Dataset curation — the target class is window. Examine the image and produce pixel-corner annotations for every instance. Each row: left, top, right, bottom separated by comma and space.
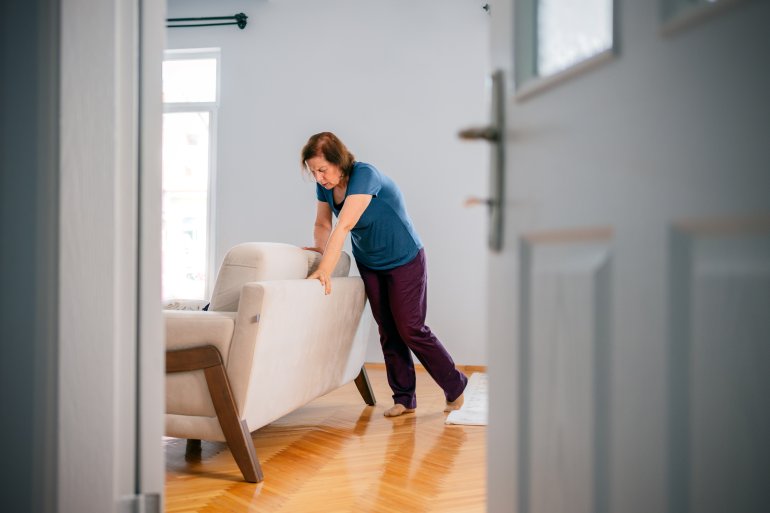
536, 0, 614, 77
162, 49, 219, 300
515, 0, 615, 97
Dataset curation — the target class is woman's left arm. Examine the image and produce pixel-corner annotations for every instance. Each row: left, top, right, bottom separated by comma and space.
308, 194, 372, 294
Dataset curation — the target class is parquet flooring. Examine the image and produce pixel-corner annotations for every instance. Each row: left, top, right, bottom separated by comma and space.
165, 365, 486, 512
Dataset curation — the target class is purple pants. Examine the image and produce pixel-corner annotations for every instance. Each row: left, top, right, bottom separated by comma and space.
357, 249, 467, 409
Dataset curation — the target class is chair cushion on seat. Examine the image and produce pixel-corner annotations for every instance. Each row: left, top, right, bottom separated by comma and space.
304, 249, 351, 277
208, 243, 310, 312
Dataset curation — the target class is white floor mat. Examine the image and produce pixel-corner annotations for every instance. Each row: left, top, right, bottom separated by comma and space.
445, 372, 488, 426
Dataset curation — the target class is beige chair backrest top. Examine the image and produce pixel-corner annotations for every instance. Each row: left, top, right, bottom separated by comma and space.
208, 242, 351, 312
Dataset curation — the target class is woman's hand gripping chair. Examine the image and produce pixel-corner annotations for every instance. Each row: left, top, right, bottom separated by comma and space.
164, 243, 376, 482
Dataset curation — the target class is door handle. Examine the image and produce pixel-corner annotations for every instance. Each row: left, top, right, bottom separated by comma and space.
459, 126, 499, 142
458, 69, 505, 251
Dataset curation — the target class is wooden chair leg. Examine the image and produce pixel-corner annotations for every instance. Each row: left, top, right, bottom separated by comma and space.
167, 346, 264, 483
354, 366, 376, 406
185, 439, 202, 462
203, 363, 263, 483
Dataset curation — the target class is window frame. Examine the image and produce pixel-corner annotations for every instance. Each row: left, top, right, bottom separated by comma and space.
162, 48, 220, 299
514, 0, 619, 101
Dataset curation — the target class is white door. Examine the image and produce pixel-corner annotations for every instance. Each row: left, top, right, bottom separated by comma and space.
58, 0, 165, 511
482, 1, 770, 512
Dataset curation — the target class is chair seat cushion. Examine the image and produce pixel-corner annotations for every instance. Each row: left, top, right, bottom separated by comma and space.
304, 249, 351, 277
209, 243, 310, 312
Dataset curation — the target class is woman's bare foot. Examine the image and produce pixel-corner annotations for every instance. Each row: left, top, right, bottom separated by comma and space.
444, 393, 464, 412
383, 404, 416, 417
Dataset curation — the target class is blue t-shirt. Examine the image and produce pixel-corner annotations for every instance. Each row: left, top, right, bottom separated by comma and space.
316, 162, 423, 270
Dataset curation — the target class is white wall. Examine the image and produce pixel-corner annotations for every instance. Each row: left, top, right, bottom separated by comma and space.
167, 0, 490, 365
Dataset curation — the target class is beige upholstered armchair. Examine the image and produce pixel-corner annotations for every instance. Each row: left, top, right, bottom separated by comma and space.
163, 242, 375, 482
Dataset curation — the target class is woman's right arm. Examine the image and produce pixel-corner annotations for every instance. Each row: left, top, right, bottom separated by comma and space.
308, 201, 332, 253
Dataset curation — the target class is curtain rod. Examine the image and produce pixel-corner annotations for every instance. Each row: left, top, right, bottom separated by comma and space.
167, 13, 248, 29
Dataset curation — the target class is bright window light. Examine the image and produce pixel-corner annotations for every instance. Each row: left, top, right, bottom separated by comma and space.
162, 50, 218, 301
537, 0, 614, 77
162, 58, 217, 103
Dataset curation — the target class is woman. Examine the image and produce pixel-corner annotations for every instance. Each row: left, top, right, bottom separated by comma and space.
301, 132, 467, 417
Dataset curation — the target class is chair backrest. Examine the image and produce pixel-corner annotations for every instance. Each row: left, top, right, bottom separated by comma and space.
208, 242, 351, 312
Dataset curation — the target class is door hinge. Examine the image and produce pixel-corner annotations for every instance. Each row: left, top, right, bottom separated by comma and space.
119, 493, 161, 513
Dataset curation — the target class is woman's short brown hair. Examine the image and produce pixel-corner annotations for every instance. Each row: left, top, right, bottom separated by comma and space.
301, 132, 356, 177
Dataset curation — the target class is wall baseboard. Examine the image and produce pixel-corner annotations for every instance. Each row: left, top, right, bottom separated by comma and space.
364, 362, 487, 374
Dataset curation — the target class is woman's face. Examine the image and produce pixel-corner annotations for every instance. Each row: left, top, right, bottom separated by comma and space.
306, 155, 344, 189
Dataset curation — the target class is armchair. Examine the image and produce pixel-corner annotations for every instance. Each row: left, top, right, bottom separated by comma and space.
164, 242, 375, 482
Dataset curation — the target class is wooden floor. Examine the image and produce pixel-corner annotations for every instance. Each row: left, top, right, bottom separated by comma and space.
165, 365, 486, 512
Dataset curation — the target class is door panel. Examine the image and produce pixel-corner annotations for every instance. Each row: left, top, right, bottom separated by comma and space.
520, 229, 612, 513
668, 220, 770, 513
